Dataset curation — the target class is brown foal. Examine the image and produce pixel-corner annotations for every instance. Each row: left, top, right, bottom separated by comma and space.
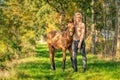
47, 21, 74, 71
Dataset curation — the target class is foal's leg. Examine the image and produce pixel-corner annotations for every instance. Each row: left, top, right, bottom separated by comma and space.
49, 45, 56, 70
62, 49, 66, 71
68, 46, 74, 68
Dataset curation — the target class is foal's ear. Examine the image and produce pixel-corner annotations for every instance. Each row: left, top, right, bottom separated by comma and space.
66, 19, 74, 28
67, 19, 74, 24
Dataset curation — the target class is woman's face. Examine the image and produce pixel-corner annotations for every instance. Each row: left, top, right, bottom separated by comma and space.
75, 14, 82, 23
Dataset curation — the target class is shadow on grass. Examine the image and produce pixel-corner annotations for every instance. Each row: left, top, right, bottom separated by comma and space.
15, 44, 120, 80
16, 60, 50, 79
15, 54, 120, 80
15, 58, 72, 80
36, 44, 49, 58
88, 60, 120, 72
36, 49, 49, 58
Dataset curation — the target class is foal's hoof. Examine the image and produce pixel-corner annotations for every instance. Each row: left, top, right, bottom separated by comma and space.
73, 68, 78, 72
51, 67, 55, 71
62, 68, 65, 72
51, 69, 55, 71
82, 68, 86, 73
74, 69, 78, 72
62, 69, 65, 72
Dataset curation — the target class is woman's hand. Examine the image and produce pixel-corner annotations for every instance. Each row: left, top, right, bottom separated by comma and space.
78, 42, 81, 49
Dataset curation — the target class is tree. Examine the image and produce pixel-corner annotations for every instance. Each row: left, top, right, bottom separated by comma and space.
115, 0, 120, 57
91, 0, 96, 54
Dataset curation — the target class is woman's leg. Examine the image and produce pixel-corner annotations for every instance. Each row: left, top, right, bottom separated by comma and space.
72, 41, 78, 72
80, 40, 87, 72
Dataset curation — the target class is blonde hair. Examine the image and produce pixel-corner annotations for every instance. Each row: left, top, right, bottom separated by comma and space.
74, 12, 82, 18
74, 12, 82, 25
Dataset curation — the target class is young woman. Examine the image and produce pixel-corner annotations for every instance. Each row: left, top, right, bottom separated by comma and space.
72, 12, 87, 72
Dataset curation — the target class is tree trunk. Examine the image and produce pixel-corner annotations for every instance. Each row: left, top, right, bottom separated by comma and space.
116, 0, 120, 56
84, 15, 87, 39
91, 0, 96, 54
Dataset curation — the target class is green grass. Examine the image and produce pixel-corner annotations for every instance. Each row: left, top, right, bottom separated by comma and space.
3, 44, 120, 80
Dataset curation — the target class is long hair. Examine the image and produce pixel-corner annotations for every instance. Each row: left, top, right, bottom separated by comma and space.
74, 12, 82, 25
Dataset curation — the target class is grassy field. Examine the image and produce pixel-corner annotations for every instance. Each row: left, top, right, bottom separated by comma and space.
2, 44, 120, 80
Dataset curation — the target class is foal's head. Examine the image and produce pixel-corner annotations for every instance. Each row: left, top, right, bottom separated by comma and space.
67, 20, 75, 36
